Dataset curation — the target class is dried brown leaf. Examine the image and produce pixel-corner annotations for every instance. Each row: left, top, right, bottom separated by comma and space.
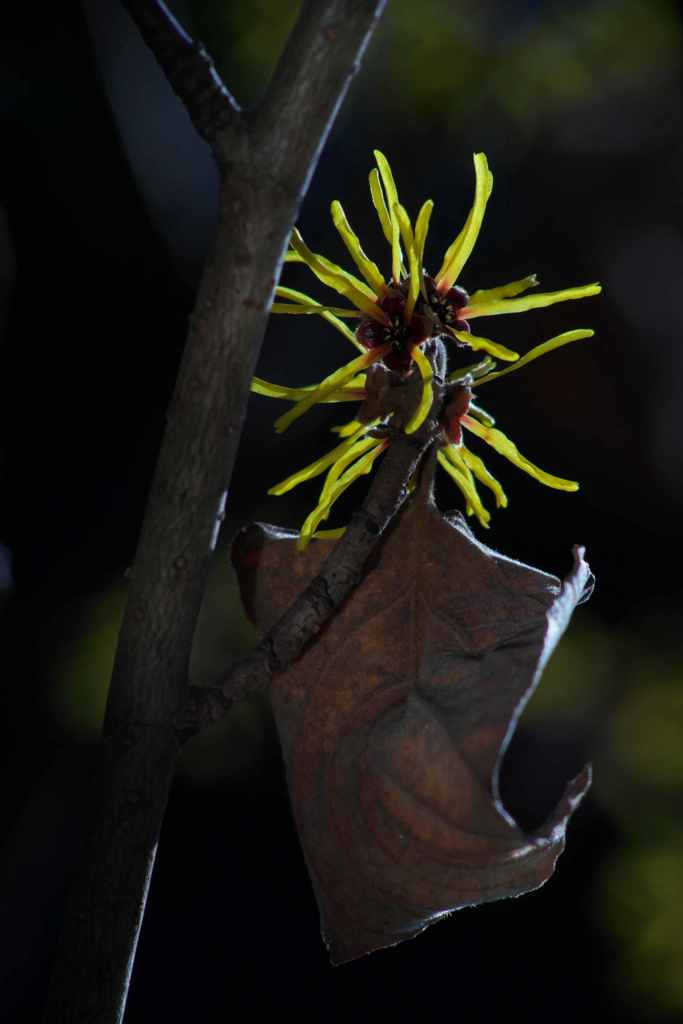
232, 482, 592, 963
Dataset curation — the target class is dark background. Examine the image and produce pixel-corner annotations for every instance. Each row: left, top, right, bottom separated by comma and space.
2, 0, 683, 1020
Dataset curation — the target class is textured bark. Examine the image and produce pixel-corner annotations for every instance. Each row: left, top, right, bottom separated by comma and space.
43, 2, 386, 1021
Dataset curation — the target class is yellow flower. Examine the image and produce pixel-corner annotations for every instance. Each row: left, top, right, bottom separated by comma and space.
253, 151, 600, 549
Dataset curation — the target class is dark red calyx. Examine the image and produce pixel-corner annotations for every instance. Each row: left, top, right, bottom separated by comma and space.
425, 276, 471, 334
356, 286, 432, 375
441, 384, 472, 445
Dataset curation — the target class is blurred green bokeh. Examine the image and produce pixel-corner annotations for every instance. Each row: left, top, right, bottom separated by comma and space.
187, 0, 681, 136
531, 618, 683, 1016
49, 543, 273, 789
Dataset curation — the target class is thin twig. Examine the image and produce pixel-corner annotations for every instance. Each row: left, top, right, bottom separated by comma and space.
122, 0, 241, 142
179, 423, 438, 739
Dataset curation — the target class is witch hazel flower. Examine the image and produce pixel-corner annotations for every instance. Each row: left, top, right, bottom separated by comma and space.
252, 151, 600, 548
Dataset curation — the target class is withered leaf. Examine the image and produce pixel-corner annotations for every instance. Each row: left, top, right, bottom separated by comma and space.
232, 483, 592, 964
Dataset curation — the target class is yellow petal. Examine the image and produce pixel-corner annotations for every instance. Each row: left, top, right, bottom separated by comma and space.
468, 401, 495, 426
437, 448, 490, 528
459, 445, 508, 507
475, 330, 594, 386
274, 286, 365, 351
394, 201, 414, 252
451, 328, 519, 362
274, 344, 391, 433
462, 415, 579, 491
331, 418, 362, 436
250, 375, 366, 403
435, 153, 493, 291
446, 356, 495, 383
466, 283, 601, 318
267, 427, 368, 495
330, 415, 381, 436
405, 345, 433, 434
319, 434, 383, 506
396, 203, 421, 321
290, 229, 388, 322
444, 446, 493, 524
414, 199, 434, 299
298, 440, 388, 550
469, 274, 539, 305
369, 168, 393, 245
330, 200, 386, 293
272, 302, 364, 317
373, 151, 403, 283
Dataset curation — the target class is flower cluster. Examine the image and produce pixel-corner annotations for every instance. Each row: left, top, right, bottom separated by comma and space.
252, 151, 600, 549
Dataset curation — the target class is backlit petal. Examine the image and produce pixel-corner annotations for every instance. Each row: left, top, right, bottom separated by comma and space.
413, 199, 434, 299
331, 418, 364, 436
437, 447, 490, 528
251, 377, 366, 403
459, 445, 508, 507
447, 356, 496, 383
435, 153, 493, 291
475, 330, 594, 385
451, 328, 519, 362
274, 344, 391, 433
272, 303, 364, 317
470, 274, 539, 305
330, 200, 386, 293
319, 434, 383, 505
290, 229, 389, 322
369, 168, 393, 245
462, 415, 579, 491
396, 203, 421, 320
374, 151, 403, 283
468, 401, 495, 426
298, 440, 388, 550
405, 345, 433, 434
466, 283, 601, 318
274, 285, 365, 350
268, 427, 368, 495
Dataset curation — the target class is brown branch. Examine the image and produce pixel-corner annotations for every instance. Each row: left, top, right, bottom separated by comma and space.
179, 422, 438, 739
253, 0, 385, 186
43, 2, 387, 1022
122, 0, 241, 142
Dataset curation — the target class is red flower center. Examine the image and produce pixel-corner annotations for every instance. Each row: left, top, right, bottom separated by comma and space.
425, 277, 470, 334
356, 286, 431, 374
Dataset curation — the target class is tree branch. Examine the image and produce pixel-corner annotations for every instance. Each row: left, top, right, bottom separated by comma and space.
179, 424, 438, 738
44, 2, 386, 1022
253, 0, 386, 187
122, 0, 241, 142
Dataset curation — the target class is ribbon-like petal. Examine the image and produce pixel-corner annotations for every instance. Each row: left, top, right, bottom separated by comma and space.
437, 447, 491, 528
290, 229, 389, 323
435, 153, 493, 291
475, 330, 594, 386
274, 345, 391, 433
451, 328, 519, 362
331, 200, 386, 294
465, 283, 601, 319
469, 275, 539, 305
298, 440, 388, 550
405, 345, 434, 434
462, 415, 579, 491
